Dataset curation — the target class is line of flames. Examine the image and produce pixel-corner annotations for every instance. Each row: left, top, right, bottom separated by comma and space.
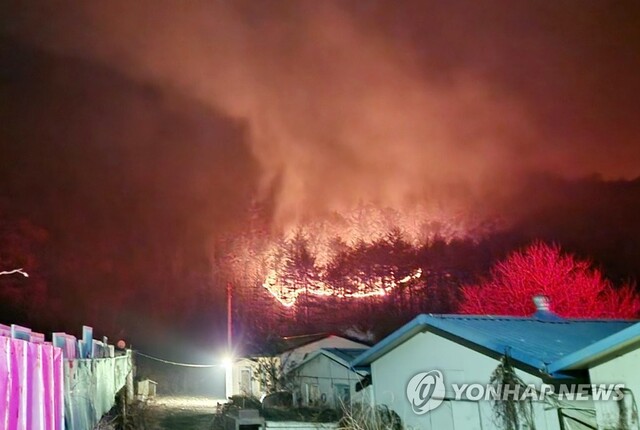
0, 268, 28, 277
262, 268, 422, 307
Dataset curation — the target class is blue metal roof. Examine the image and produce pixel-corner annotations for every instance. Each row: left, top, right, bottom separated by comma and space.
291, 347, 370, 374
351, 313, 637, 376
322, 348, 370, 363
547, 322, 640, 373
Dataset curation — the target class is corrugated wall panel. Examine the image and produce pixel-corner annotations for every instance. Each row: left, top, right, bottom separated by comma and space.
0, 336, 64, 430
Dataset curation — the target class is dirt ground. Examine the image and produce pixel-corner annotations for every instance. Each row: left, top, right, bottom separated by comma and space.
130, 396, 224, 430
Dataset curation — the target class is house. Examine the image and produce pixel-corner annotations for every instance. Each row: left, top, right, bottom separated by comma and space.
279, 333, 370, 373
288, 348, 369, 408
226, 333, 369, 400
351, 296, 640, 430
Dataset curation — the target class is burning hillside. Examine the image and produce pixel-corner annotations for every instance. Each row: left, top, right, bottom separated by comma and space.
221, 204, 500, 339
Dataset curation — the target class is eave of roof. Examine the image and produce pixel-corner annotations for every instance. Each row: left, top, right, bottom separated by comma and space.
352, 314, 550, 369
280, 333, 371, 353
546, 322, 640, 373
351, 314, 637, 378
289, 348, 369, 375
280, 333, 330, 352
351, 314, 430, 368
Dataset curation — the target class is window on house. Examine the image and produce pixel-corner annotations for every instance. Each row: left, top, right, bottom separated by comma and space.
302, 382, 321, 406
309, 384, 320, 404
335, 384, 350, 405
240, 368, 252, 395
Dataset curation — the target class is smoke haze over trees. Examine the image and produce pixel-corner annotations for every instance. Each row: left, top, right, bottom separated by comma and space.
3, 1, 640, 226
1, 1, 640, 351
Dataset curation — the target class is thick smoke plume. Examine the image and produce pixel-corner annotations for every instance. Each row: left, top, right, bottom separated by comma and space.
4, 1, 639, 229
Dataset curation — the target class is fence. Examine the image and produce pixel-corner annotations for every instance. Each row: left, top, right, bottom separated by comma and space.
0, 323, 133, 430
0, 331, 64, 429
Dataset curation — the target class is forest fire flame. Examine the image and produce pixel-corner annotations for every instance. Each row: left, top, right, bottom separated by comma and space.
262, 268, 423, 307
226, 204, 488, 314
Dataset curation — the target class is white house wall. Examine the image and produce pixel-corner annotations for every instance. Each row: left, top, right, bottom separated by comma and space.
229, 358, 265, 399
370, 331, 562, 430
292, 354, 365, 409
589, 347, 640, 429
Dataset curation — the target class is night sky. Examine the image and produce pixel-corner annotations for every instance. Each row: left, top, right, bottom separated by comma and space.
1, 1, 640, 353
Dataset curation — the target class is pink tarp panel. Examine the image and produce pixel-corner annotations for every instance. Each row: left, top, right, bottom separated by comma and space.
53, 348, 63, 430
0, 336, 64, 430
2, 328, 129, 430
42, 344, 54, 430
1, 336, 10, 430
11, 338, 26, 430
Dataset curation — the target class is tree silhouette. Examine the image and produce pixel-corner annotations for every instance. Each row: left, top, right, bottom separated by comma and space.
460, 242, 640, 318
0, 209, 48, 326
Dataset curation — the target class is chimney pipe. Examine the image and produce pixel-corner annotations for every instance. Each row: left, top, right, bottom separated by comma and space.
533, 295, 550, 311
532, 295, 562, 321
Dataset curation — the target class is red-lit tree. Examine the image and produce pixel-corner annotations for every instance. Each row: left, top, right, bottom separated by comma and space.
460, 242, 640, 318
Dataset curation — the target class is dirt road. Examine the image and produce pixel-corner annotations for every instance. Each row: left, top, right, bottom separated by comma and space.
134, 396, 223, 430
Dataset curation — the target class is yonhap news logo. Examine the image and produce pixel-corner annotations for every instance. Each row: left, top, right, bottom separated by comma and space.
406, 370, 446, 415
406, 370, 626, 415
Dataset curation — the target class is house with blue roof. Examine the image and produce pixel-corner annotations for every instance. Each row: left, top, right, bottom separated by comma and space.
226, 333, 368, 401
350, 296, 640, 430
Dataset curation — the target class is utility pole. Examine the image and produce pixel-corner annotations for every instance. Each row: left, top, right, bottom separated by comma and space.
227, 282, 232, 351
225, 281, 234, 400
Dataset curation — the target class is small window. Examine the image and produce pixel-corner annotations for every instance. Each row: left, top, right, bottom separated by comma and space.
335, 384, 350, 404
240, 368, 252, 395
